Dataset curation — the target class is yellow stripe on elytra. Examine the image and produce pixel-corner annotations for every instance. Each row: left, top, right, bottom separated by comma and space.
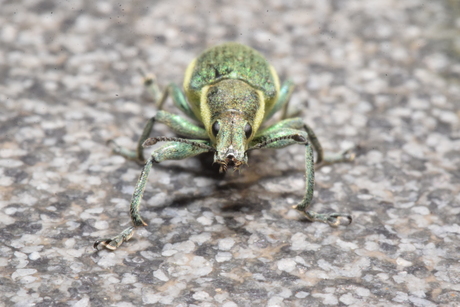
252, 90, 266, 138
266, 65, 281, 113
269, 65, 280, 92
200, 85, 213, 140
183, 58, 196, 93
183, 58, 202, 121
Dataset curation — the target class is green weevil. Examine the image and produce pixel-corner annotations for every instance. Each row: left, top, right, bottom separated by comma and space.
94, 42, 354, 251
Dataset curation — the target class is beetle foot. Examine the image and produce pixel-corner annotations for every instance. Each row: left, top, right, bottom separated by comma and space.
293, 206, 352, 227
94, 226, 135, 251
340, 148, 356, 162
321, 147, 356, 166
107, 140, 145, 165
324, 212, 353, 227
137, 67, 162, 103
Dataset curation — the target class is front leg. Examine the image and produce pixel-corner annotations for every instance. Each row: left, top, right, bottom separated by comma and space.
256, 117, 355, 166
94, 140, 213, 251
292, 141, 352, 226
249, 127, 352, 227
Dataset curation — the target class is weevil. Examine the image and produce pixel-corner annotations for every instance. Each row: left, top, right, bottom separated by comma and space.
94, 42, 354, 250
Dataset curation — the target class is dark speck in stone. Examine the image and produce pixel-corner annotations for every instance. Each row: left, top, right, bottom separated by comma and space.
45, 127, 66, 139
155, 35, 166, 43
367, 117, 392, 129
5, 168, 28, 183
32, 0, 55, 13
56, 189, 89, 201
5, 221, 43, 235
76, 150, 90, 162
435, 121, 451, 134
380, 242, 397, 253
194, 244, 216, 257
51, 202, 71, 212
21, 154, 40, 166
407, 264, 431, 278
241, 287, 268, 299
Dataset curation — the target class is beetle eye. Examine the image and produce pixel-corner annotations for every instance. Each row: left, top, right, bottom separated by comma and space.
244, 123, 252, 139
212, 121, 220, 137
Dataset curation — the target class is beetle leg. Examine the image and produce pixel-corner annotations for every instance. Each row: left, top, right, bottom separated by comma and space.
109, 116, 156, 163
255, 118, 326, 163
110, 73, 202, 163
155, 83, 198, 120
320, 148, 356, 166
95, 140, 213, 251
249, 128, 352, 227
264, 80, 295, 121
139, 68, 162, 103
110, 110, 208, 164
301, 123, 324, 164
301, 123, 355, 167
256, 117, 355, 166
138, 68, 197, 121
249, 128, 309, 150
293, 142, 352, 226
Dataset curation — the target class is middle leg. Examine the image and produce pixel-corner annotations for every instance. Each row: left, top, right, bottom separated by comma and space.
111, 77, 202, 163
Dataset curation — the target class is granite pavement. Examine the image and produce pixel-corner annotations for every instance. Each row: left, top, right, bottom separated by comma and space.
1, 0, 460, 306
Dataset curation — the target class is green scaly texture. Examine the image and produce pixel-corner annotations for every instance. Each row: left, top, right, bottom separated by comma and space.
188, 42, 277, 102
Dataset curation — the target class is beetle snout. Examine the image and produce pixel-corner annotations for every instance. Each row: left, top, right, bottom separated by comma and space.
225, 148, 236, 160
214, 148, 247, 173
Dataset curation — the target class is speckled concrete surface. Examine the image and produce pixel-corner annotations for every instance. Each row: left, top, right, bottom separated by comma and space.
1, 0, 460, 306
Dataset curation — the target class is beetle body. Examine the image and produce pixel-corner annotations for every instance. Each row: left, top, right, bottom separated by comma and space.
95, 43, 354, 251
184, 42, 279, 120
184, 43, 280, 171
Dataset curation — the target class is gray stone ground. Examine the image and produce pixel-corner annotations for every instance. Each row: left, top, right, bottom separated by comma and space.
1, 0, 460, 306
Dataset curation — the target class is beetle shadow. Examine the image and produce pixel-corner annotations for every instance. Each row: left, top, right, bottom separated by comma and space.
141, 144, 361, 219
139, 151, 275, 218
149, 152, 227, 180
147, 141, 363, 196
148, 150, 311, 192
